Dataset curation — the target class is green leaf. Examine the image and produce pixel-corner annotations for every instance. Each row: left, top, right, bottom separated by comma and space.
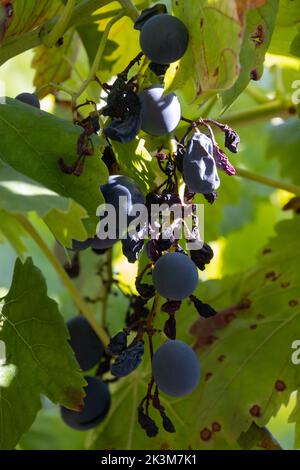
0, 0, 62, 44
43, 200, 88, 248
165, 0, 243, 101
188, 217, 300, 448
33, 29, 80, 99
89, 217, 300, 449
19, 406, 86, 450
276, 0, 300, 27
222, 0, 279, 108
112, 138, 158, 194
0, 98, 108, 231
267, 119, 300, 186
289, 392, 300, 449
0, 209, 27, 254
77, 22, 118, 73
0, 257, 86, 450
268, 0, 300, 57
290, 31, 300, 57
0, 160, 70, 216
238, 423, 282, 450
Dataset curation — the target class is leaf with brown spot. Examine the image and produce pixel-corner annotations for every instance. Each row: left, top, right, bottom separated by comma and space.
222, 0, 279, 107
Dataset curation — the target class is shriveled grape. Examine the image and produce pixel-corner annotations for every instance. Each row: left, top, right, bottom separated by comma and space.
183, 131, 220, 194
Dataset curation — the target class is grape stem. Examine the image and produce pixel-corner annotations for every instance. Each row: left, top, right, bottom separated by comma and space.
236, 168, 300, 197
42, 0, 76, 47
220, 99, 296, 127
73, 11, 125, 103
118, 0, 140, 21
100, 248, 113, 327
15, 214, 110, 346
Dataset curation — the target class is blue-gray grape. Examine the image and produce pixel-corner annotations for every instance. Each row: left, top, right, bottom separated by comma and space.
140, 14, 189, 64
67, 316, 104, 371
100, 175, 144, 218
152, 252, 198, 300
152, 340, 200, 397
139, 86, 181, 136
15, 93, 40, 109
183, 131, 220, 194
60, 376, 111, 430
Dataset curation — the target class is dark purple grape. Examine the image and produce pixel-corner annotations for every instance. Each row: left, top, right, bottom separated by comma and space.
69, 238, 92, 252
15, 92, 40, 109
60, 376, 110, 430
67, 316, 104, 371
104, 113, 141, 143
149, 62, 170, 77
100, 175, 145, 220
107, 332, 128, 356
152, 252, 198, 300
91, 237, 117, 250
139, 14, 189, 64
152, 340, 200, 397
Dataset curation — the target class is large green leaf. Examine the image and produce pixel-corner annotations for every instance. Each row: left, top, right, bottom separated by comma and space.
88, 217, 300, 449
222, 0, 279, 108
188, 216, 300, 448
0, 160, 70, 216
0, 0, 61, 43
77, 22, 118, 74
33, 29, 80, 99
112, 138, 159, 194
165, 0, 251, 102
43, 200, 88, 247
267, 119, 300, 186
268, 0, 300, 57
0, 257, 86, 450
0, 98, 108, 232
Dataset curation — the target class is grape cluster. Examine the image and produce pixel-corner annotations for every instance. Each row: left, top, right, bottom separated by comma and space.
49, 4, 241, 438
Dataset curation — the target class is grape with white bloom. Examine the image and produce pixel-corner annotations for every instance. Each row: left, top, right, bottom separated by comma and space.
139, 86, 181, 136
152, 252, 198, 300
152, 340, 200, 397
